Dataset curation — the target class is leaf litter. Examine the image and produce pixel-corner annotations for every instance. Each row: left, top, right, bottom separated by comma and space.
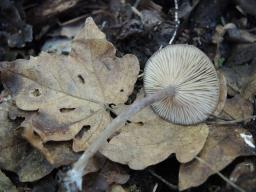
0, 98, 54, 183
0, 18, 139, 160
179, 125, 256, 190
101, 91, 209, 170
1, 1, 256, 191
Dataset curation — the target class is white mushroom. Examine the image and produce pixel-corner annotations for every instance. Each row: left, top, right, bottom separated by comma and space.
144, 44, 219, 124
63, 44, 220, 191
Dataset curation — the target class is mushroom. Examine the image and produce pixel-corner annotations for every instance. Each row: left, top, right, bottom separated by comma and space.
63, 44, 220, 191
144, 44, 219, 124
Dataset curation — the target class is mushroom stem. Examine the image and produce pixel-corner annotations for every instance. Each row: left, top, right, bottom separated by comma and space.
63, 85, 176, 191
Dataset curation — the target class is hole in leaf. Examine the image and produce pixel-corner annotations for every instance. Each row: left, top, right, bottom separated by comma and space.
227, 94, 234, 99
109, 103, 116, 108
136, 122, 144, 126
31, 89, 41, 97
78, 75, 85, 84
120, 89, 124, 92
32, 130, 40, 137
0, 81, 4, 94
75, 125, 91, 139
59, 108, 76, 113
108, 104, 117, 118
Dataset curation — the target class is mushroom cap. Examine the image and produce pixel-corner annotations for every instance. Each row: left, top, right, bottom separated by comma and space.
144, 44, 219, 125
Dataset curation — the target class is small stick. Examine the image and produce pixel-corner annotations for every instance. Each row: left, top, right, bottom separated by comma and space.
63, 86, 176, 191
152, 183, 159, 192
131, 0, 142, 18
207, 115, 256, 125
148, 169, 178, 190
169, 0, 180, 44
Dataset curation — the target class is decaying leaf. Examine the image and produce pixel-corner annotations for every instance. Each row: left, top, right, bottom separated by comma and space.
0, 99, 54, 182
0, 170, 17, 192
16, 149, 54, 182
22, 117, 79, 166
213, 71, 227, 116
0, 17, 139, 162
99, 161, 130, 185
0, 0, 32, 49
226, 43, 256, 66
101, 102, 209, 170
242, 71, 256, 100
221, 95, 253, 122
29, 175, 57, 192
83, 161, 129, 192
179, 125, 256, 190
220, 65, 252, 96
227, 161, 256, 192
26, 0, 80, 24
0, 100, 27, 171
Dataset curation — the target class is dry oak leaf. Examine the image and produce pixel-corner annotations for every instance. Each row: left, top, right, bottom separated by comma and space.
179, 125, 256, 190
100, 104, 209, 170
0, 99, 54, 182
1, 98, 80, 167
0, 17, 139, 155
22, 116, 80, 166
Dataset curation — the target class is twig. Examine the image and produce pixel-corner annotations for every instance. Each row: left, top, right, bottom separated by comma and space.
131, 6, 142, 17
133, 0, 141, 8
152, 183, 159, 192
195, 156, 246, 192
207, 115, 256, 125
148, 169, 178, 191
131, 0, 142, 18
169, 0, 180, 44
62, 86, 176, 191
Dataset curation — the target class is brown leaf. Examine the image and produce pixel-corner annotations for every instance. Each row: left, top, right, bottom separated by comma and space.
83, 161, 129, 192
213, 71, 227, 116
0, 17, 139, 158
242, 71, 256, 101
220, 65, 252, 96
0, 101, 27, 171
0, 99, 54, 182
22, 116, 80, 166
221, 95, 253, 122
0, 170, 17, 192
179, 125, 256, 190
101, 104, 209, 170
227, 161, 256, 192
16, 149, 54, 182
99, 161, 130, 185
